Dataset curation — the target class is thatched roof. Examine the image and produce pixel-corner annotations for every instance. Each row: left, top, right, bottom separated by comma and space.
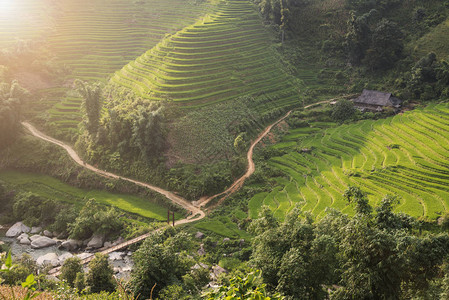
354, 89, 402, 107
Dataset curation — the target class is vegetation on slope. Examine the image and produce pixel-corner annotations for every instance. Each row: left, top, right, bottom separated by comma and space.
249, 103, 449, 219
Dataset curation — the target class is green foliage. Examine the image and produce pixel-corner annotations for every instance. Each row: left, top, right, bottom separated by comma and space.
86, 254, 115, 294
69, 199, 124, 240
0, 79, 29, 149
12, 192, 64, 227
130, 230, 192, 299
251, 207, 336, 298
203, 269, 284, 300
249, 188, 449, 299
363, 19, 404, 71
0, 252, 41, 300
61, 257, 83, 288
331, 99, 356, 122
76, 80, 103, 136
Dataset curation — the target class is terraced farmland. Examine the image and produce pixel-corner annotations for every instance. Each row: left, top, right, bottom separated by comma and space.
1, 0, 216, 138
111, 0, 300, 109
46, 0, 214, 82
249, 103, 449, 220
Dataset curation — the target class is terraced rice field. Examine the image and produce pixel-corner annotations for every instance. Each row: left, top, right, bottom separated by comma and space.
111, 0, 300, 109
1, 0, 214, 137
249, 103, 449, 220
46, 0, 213, 82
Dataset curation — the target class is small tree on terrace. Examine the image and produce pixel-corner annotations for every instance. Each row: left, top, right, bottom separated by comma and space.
331, 99, 357, 123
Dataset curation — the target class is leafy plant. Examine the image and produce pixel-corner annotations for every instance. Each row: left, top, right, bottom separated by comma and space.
0, 252, 41, 300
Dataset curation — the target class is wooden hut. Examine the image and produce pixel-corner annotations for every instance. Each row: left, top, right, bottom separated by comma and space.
353, 89, 402, 112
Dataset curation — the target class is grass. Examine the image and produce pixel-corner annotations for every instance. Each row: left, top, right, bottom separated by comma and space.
194, 216, 251, 239
0, 170, 173, 221
249, 103, 449, 220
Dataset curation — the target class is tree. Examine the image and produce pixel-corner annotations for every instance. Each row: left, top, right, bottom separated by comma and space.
203, 270, 284, 300
251, 206, 337, 298
364, 19, 403, 71
61, 257, 83, 287
130, 104, 166, 160
0, 80, 29, 149
331, 99, 356, 123
76, 80, 103, 136
68, 199, 123, 240
130, 231, 190, 299
86, 253, 115, 293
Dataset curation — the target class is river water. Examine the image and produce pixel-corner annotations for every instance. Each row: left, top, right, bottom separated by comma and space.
0, 226, 69, 260
0, 226, 133, 280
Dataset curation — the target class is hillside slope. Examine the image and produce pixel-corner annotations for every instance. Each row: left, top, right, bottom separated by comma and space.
110, 0, 300, 109
250, 103, 449, 220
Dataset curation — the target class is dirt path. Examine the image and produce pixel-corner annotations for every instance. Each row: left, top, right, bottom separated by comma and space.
22, 102, 328, 275
196, 110, 293, 208
21, 122, 204, 224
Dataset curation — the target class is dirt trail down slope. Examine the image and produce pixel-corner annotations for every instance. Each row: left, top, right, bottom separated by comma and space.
197, 110, 292, 208
21, 122, 204, 224
22, 105, 320, 275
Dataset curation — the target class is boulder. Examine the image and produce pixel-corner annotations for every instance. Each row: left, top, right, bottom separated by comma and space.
223, 238, 230, 243
113, 267, 121, 274
211, 265, 228, 280
239, 239, 245, 247
43, 230, 53, 238
108, 252, 125, 261
31, 236, 57, 249
103, 241, 113, 248
6, 222, 26, 237
22, 224, 31, 233
37, 253, 59, 266
58, 253, 74, 264
60, 239, 82, 251
87, 233, 105, 249
30, 227, 42, 234
192, 263, 209, 270
19, 237, 31, 245
195, 231, 205, 239
121, 266, 132, 272
198, 244, 206, 256
17, 233, 29, 240
29, 235, 41, 241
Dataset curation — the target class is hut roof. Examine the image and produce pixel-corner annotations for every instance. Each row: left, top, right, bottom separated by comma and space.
354, 89, 401, 107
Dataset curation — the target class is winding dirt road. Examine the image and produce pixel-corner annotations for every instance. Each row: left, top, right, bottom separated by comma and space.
197, 110, 292, 208
22, 101, 333, 275
22, 122, 204, 224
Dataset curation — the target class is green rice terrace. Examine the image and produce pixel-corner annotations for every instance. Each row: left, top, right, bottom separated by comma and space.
249, 103, 449, 220
1, 0, 216, 139
110, 0, 301, 109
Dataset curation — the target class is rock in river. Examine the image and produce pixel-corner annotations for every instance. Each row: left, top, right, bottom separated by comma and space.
31, 236, 57, 249
37, 253, 59, 267
87, 233, 105, 249
6, 222, 30, 238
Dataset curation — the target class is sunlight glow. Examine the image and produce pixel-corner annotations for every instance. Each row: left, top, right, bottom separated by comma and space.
0, 0, 16, 15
